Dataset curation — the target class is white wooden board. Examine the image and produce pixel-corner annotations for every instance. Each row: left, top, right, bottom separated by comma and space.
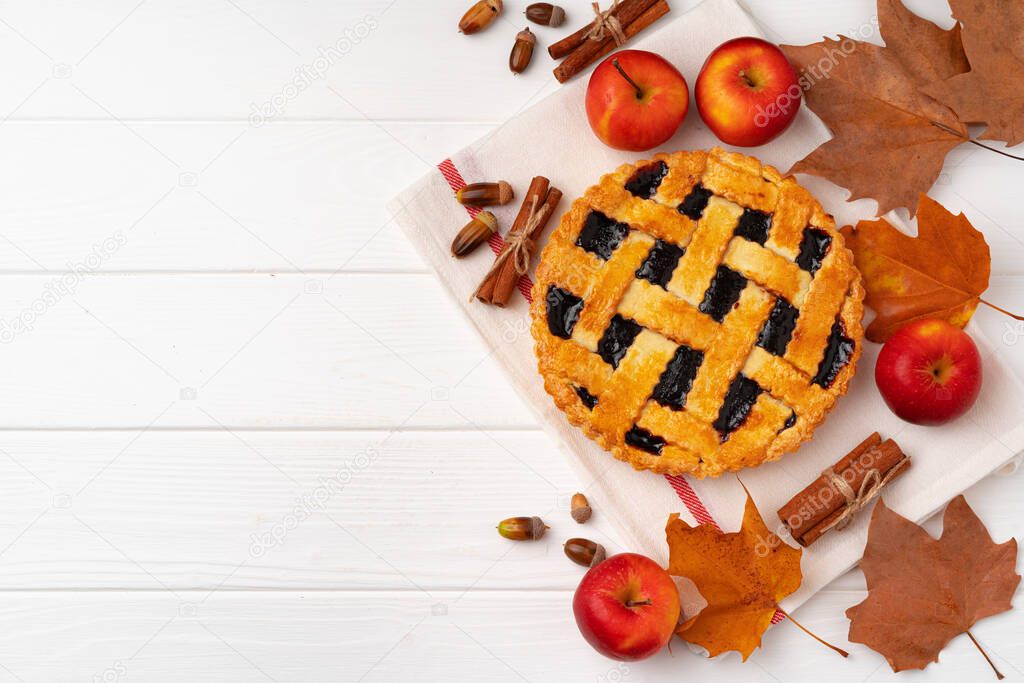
0, 0, 1020, 680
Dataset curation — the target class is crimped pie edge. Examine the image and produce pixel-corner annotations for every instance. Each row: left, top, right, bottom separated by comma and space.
529, 148, 865, 478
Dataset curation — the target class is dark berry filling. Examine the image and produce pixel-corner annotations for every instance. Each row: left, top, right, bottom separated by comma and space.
796, 227, 832, 274
756, 298, 799, 356
678, 184, 713, 220
812, 319, 855, 388
625, 426, 665, 455
596, 315, 642, 369
733, 208, 772, 245
635, 240, 685, 289
574, 385, 598, 409
651, 345, 704, 410
624, 160, 669, 199
576, 211, 630, 260
713, 375, 764, 439
545, 285, 584, 339
698, 265, 747, 323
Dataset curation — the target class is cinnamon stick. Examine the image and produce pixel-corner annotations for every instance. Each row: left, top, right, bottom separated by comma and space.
474, 176, 547, 304
474, 177, 562, 307
778, 433, 910, 547
548, 0, 657, 60
553, 0, 671, 83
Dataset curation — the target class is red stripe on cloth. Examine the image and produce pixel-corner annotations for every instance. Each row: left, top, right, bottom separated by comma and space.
436, 158, 784, 623
438, 158, 534, 303
663, 474, 720, 530
438, 158, 480, 219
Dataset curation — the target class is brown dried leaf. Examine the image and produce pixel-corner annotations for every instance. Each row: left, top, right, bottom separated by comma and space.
781, 0, 972, 215
839, 194, 990, 342
847, 496, 1020, 674
922, 0, 1024, 145
781, 34, 966, 215
878, 0, 969, 86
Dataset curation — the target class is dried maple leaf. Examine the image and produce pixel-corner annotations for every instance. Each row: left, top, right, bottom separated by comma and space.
843, 194, 1023, 340
666, 490, 802, 660
847, 496, 1020, 677
781, 36, 966, 216
877, 0, 969, 86
840, 194, 991, 342
780, 0, 979, 215
922, 0, 1024, 145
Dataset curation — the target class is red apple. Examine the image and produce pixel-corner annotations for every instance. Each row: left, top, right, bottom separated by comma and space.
695, 36, 801, 147
572, 552, 680, 661
585, 50, 689, 152
875, 319, 983, 425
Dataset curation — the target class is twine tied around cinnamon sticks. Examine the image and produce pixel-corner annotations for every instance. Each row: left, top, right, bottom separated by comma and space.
586, 1, 626, 46
500, 197, 542, 276
778, 433, 911, 547
473, 177, 562, 307
816, 458, 908, 535
548, 0, 671, 83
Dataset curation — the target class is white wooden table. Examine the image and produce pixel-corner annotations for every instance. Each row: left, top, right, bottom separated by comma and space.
0, 0, 1020, 680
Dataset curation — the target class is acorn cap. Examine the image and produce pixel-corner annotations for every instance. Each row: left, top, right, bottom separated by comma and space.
516, 27, 536, 44
476, 210, 498, 231
548, 5, 565, 27
497, 181, 514, 205
570, 492, 592, 523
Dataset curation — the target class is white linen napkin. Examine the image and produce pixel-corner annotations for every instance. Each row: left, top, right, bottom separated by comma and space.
388, 0, 1024, 611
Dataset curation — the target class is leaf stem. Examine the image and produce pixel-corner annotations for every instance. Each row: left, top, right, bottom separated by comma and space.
963, 138, 1024, 162
966, 630, 1005, 680
931, 120, 1024, 162
775, 607, 849, 658
980, 298, 1024, 320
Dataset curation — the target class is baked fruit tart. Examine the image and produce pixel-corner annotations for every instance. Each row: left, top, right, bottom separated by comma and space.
530, 148, 864, 478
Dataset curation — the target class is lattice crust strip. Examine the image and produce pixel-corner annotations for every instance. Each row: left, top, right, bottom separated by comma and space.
530, 148, 865, 478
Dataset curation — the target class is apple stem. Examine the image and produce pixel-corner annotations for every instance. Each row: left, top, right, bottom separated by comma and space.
625, 599, 652, 608
980, 298, 1024, 320
776, 607, 849, 658
612, 59, 644, 100
967, 630, 1005, 680
931, 121, 1024, 162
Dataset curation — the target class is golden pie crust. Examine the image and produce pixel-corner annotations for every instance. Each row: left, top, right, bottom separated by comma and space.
530, 148, 864, 478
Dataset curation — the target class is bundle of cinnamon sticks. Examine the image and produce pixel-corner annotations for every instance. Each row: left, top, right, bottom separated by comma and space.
474, 176, 562, 306
549, 0, 671, 83
778, 433, 911, 547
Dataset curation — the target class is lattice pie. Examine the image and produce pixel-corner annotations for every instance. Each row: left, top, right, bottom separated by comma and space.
530, 148, 864, 478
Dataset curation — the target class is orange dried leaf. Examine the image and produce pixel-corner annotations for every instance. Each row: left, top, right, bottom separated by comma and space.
922, 0, 1024, 145
666, 490, 802, 660
839, 194, 990, 342
847, 496, 1020, 675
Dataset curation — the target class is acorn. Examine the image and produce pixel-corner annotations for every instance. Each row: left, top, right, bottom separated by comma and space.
525, 3, 565, 27
509, 28, 536, 75
564, 538, 606, 567
497, 516, 548, 541
570, 492, 592, 524
456, 181, 513, 207
459, 0, 503, 34
451, 211, 498, 258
